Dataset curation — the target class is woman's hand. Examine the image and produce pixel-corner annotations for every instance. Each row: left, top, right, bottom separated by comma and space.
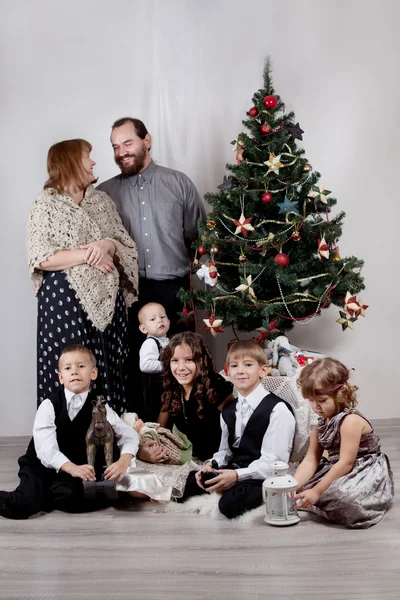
80, 240, 116, 266
138, 441, 169, 464
294, 488, 321, 509
93, 253, 115, 273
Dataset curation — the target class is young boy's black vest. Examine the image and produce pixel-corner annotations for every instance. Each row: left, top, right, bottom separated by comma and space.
221, 393, 294, 469
24, 388, 118, 473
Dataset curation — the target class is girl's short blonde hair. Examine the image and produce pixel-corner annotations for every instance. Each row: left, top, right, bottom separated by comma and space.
299, 357, 358, 410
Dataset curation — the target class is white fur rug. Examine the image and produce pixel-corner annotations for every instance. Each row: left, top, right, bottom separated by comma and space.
156, 493, 266, 525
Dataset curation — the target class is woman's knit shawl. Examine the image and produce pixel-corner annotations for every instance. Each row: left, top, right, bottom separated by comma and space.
27, 185, 138, 331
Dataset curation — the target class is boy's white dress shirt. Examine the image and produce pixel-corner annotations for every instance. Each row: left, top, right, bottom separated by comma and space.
139, 336, 169, 373
33, 388, 139, 472
211, 383, 296, 482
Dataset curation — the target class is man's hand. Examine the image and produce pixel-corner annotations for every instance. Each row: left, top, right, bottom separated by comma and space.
294, 488, 321, 509
137, 440, 169, 464
61, 462, 95, 481
80, 240, 115, 266
104, 454, 132, 483
201, 469, 238, 494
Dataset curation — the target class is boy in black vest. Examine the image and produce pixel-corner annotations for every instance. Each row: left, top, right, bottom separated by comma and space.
138, 302, 170, 421
182, 340, 296, 519
0, 344, 139, 519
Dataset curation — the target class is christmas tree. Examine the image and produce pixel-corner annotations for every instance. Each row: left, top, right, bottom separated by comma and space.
180, 59, 367, 340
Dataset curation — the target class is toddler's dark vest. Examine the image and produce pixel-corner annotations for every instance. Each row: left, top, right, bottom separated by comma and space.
221, 393, 293, 469
142, 336, 165, 422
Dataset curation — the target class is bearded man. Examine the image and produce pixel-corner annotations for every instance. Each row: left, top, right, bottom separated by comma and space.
97, 118, 205, 415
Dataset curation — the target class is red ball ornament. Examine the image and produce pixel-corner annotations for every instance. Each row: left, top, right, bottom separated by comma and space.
197, 245, 207, 256
263, 95, 278, 109
261, 192, 273, 204
274, 253, 290, 268
260, 123, 271, 135
292, 231, 301, 241
248, 107, 258, 117
209, 270, 218, 279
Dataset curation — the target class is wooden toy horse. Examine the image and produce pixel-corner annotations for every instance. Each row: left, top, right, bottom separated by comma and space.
84, 395, 118, 502
86, 395, 114, 468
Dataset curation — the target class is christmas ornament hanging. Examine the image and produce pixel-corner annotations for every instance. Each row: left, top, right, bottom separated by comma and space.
177, 306, 195, 328
217, 176, 236, 190
197, 245, 207, 256
203, 314, 224, 337
265, 153, 283, 174
292, 231, 301, 241
208, 261, 218, 279
254, 319, 280, 342
261, 192, 273, 204
233, 213, 255, 237
318, 237, 330, 260
263, 95, 278, 109
207, 220, 216, 230
239, 252, 248, 264
196, 263, 217, 287
260, 123, 272, 135
248, 107, 258, 117
277, 195, 300, 214
308, 184, 331, 204
236, 146, 244, 163
336, 311, 357, 331
286, 122, 304, 141
303, 163, 312, 172
235, 275, 257, 302
274, 253, 290, 268
343, 292, 368, 318
210, 244, 219, 254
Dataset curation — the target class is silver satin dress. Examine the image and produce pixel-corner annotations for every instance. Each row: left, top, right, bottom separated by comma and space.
298, 409, 394, 528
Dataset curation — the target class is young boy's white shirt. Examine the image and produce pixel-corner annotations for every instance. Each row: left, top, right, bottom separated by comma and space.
211, 383, 295, 481
33, 388, 139, 472
139, 336, 169, 373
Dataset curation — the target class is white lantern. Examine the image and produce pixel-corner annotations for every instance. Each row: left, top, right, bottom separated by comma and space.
262, 461, 300, 526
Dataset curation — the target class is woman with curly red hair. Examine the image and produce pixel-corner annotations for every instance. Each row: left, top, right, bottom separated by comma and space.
157, 332, 234, 461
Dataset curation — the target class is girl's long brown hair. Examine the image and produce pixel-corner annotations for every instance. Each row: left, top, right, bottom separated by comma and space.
44, 139, 92, 194
161, 332, 219, 419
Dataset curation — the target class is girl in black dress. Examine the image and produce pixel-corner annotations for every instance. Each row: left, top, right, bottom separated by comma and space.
158, 332, 234, 461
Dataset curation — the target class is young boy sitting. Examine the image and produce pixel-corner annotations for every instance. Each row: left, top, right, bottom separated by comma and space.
0, 344, 139, 520
138, 302, 170, 421
182, 340, 296, 519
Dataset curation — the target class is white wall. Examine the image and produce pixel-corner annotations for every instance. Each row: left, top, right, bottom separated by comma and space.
1, 0, 399, 435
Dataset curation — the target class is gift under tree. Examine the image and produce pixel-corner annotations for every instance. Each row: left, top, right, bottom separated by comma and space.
180, 59, 367, 339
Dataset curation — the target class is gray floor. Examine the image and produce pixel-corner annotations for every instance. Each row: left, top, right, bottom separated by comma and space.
0, 421, 399, 600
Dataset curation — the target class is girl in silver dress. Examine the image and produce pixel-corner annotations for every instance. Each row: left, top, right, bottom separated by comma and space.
294, 358, 394, 528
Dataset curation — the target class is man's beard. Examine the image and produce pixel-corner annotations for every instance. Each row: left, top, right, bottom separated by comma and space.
116, 146, 147, 177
